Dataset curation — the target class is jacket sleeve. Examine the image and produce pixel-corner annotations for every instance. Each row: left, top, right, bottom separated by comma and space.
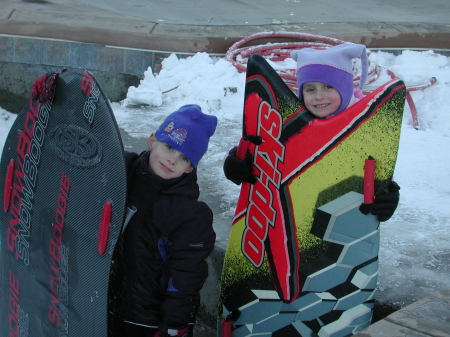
160, 202, 216, 328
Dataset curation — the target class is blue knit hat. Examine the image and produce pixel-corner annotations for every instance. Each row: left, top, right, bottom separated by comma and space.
291, 42, 368, 115
155, 104, 217, 167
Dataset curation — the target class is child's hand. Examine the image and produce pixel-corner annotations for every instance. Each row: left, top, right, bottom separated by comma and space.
223, 146, 256, 185
223, 135, 262, 185
360, 181, 400, 222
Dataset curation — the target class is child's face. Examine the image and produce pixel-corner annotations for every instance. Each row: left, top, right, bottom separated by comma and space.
147, 135, 193, 179
302, 82, 341, 118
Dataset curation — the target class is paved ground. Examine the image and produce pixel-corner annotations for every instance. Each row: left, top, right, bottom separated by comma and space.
1, 0, 450, 53
1, 1, 449, 336
354, 288, 450, 337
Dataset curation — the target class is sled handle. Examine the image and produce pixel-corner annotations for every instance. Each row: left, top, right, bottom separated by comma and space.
236, 138, 250, 160
221, 310, 240, 337
363, 157, 375, 204
3, 159, 15, 212
221, 320, 233, 337
98, 201, 112, 255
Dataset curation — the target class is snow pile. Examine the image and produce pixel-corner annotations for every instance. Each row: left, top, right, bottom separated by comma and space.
123, 67, 163, 107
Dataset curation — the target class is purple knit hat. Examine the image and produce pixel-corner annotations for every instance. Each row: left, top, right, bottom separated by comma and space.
291, 42, 368, 115
155, 104, 217, 167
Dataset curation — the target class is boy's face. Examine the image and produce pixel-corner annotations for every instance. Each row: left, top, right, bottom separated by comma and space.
302, 82, 341, 118
147, 135, 193, 180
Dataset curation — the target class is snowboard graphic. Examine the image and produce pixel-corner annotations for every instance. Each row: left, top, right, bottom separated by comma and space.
0, 70, 127, 337
219, 55, 405, 336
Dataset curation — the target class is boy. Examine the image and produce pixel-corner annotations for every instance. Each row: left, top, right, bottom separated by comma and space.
223, 43, 400, 221
111, 104, 218, 337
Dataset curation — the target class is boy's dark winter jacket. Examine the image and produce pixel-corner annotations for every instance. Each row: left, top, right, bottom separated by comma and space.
116, 151, 215, 329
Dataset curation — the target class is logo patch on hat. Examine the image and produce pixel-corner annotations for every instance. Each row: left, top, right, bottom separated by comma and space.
164, 122, 175, 132
155, 104, 218, 167
168, 128, 187, 145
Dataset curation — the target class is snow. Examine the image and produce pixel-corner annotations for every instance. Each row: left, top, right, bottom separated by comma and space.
1, 49, 449, 308
0, 107, 16, 153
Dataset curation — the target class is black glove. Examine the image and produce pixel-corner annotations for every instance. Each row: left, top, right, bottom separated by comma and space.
223, 146, 256, 185
223, 135, 262, 185
31, 72, 59, 103
360, 181, 400, 222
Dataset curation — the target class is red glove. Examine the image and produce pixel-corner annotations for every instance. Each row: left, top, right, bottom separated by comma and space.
31, 72, 59, 103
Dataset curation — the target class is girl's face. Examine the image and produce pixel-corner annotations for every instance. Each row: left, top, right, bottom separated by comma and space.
147, 135, 193, 179
302, 82, 341, 118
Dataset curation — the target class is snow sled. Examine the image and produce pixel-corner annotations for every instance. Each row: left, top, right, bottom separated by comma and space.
219, 54, 405, 337
0, 70, 127, 337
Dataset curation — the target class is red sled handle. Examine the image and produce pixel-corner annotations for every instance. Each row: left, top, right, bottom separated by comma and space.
98, 201, 112, 255
221, 320, 233, 337
220, 310, 240, 337
3, 159, 15, 212
236, 138, 250, 160
363, 157, 375, 204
